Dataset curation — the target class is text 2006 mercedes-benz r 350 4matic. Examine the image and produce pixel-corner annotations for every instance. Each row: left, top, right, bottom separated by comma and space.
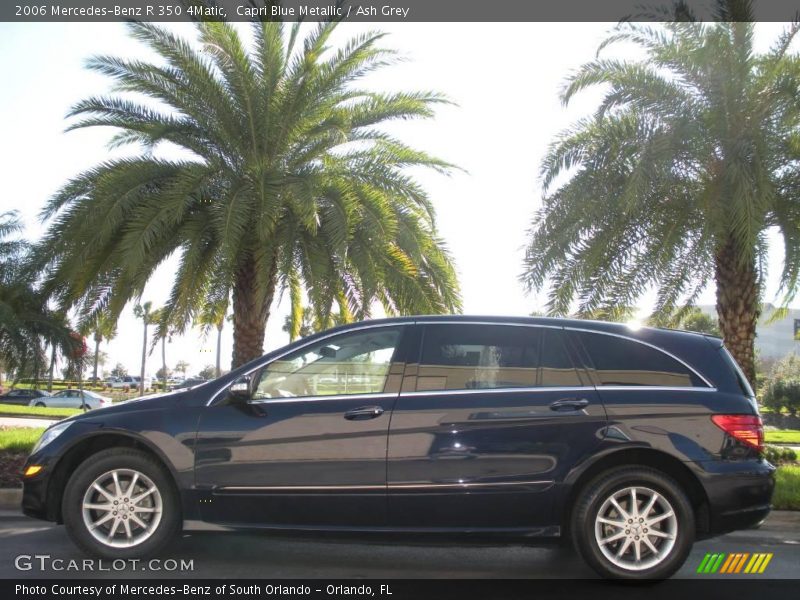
22, 316, 774, 579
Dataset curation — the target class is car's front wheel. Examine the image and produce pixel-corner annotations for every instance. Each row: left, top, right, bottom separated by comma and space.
571, 466, 694, 580
63, 448, 180, 558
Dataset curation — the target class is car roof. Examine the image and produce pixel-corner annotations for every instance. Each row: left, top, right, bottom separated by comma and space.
311, 314, 712, 341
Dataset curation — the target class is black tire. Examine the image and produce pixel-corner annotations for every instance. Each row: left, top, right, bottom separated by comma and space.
35, 402, 46, 407
62, 448, 180, 558
571, 466, 695, 580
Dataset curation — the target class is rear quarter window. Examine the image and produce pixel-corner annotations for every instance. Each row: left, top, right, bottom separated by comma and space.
577, 332, 704, 387
719, 345, 755, 397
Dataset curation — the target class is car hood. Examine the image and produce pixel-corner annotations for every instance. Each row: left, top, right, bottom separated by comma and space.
59, 389, 189, 424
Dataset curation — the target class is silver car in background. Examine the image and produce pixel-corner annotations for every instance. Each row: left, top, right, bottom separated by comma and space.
29, 389, 112, 410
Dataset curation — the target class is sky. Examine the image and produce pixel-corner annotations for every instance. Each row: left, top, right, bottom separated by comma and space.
0, 21, 793, 378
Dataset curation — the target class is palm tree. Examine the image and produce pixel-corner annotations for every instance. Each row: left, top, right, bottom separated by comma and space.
150, 306, 172, 390
85, 312, 117, 384
521, 5, 800, 384
36, 20, 461, 369
46, 310, 71, 392
195, 298, 228, 379
174, 360, 190, 379
133, 301, 154, 395
0, 212, 77, 384
282, 306, 316, 341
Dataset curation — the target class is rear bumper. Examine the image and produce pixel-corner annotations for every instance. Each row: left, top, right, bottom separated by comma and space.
691, 459, 776, 536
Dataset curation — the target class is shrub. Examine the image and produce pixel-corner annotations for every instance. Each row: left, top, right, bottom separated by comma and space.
762, 354, 800, 415
765, 445, 799, 464
763, 379, 800, 416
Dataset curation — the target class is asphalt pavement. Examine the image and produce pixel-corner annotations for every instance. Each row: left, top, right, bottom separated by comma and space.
0, 509, 797, 579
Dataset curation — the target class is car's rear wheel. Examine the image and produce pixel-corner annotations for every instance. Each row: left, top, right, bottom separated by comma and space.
35, 401, 46, 407
63, 448, 180, 558
571, 466, 694, 580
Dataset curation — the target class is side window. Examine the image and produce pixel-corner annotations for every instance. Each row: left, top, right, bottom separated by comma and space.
578, 332, 702, 387
417, 324, 580, 391
540, 329, 582, 386
252, 327, 403, 400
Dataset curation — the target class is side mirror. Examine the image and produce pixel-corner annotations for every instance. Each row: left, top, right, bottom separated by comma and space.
228, 375, 252, 402
319, 345, 338, 358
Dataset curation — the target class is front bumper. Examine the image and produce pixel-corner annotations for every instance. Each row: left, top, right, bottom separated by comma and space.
692, 458, 776, 536
21, 442, 67, 523
21, 476, 50, 520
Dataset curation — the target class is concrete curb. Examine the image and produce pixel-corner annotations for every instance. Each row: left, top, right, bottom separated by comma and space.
0, 488, 21, 510
0, 412, 65, 420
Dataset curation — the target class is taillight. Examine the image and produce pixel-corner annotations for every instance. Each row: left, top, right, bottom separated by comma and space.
711, 414, 764, 452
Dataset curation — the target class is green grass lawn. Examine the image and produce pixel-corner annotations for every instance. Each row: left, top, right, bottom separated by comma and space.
765, 430, 800, 444
0, 427, 45, 453
0, 403, 80, 418
773, 465, 800, 511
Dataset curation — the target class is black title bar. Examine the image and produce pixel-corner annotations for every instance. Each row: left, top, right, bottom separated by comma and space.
5, 579, 800, 600
3, 0, 800, 23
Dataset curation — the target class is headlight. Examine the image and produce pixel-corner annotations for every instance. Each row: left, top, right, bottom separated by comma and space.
31, 421, 72, 454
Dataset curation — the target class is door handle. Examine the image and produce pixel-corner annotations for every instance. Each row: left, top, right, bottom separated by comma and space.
549, 398, 590, 411
344, 406, 385, 420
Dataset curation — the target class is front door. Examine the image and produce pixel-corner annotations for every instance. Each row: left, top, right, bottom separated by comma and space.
194, 325, 409, 528
387, 323, 607, 530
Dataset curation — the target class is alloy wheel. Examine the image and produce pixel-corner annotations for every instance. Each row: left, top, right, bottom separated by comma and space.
81, 468, 163, 548
594, 485, 678, 571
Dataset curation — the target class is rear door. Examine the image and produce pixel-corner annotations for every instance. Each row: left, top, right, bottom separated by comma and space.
387, 323, 606, 529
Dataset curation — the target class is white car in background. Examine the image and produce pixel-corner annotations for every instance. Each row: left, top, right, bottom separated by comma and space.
29, 389, 112, 410
106, 375, 154, 392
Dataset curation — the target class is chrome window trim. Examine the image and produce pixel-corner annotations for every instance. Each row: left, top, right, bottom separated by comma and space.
402, 385, 716, 397
248, 392, 397, 405
403, 386, 590, 397
206, 319, 714, 406
596, 385, 717, 393
206, 321, 405, 406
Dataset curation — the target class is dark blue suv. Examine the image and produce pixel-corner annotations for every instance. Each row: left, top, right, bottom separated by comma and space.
21, 316, 774, 579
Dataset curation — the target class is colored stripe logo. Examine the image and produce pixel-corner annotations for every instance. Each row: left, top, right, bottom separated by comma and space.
696, 552, 773, 574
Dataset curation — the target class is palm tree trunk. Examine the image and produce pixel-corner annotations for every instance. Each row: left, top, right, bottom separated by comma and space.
140, 322, 147, 396
232, 255, 277, 368
161, 336, 167, 392
47, 345, 56, 393
215, 322, 223, 378
92, 334, 101, 383
715, 236, 760, 387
